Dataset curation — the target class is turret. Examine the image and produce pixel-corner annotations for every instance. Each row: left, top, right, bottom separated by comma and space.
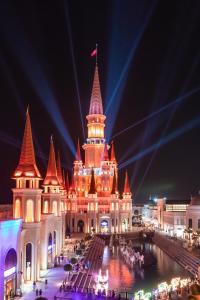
83, 63, 106, 168
42, 137, 61, 216
12, 108, 42, 222
88, 168, 96, 194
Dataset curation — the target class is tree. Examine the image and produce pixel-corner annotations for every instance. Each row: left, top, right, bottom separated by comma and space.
64, 264, 72, 272
70, 257, 78, 265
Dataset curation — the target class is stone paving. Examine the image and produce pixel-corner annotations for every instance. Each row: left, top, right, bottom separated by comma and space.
17, 266, 66, 300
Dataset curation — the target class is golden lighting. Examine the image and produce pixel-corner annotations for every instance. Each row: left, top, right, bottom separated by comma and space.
15, 199, 21, 218
26, 199, 34, 222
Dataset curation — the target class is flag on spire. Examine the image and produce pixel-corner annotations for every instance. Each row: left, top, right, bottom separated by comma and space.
91, 48, 97, 57
91, 43, 97, 56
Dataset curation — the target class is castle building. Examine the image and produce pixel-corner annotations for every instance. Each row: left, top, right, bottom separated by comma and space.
0, 63, 133, 299
66, 63, 133, 234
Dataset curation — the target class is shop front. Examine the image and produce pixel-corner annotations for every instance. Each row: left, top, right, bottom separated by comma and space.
4, 249, 17, 300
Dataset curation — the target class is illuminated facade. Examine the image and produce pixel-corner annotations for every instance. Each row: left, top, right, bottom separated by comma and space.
0, 63, 132, 298
66, 63, 132, 234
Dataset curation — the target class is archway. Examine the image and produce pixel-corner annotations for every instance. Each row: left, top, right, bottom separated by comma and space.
77, 220, 84, 233
47, 233, 53, 268
4, 248, 17, 299
122, 218, 128, 232
26, 243, 32, 281
100, 219, 109, 233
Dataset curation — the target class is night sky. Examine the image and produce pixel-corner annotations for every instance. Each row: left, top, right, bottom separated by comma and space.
0, 0, 200, 204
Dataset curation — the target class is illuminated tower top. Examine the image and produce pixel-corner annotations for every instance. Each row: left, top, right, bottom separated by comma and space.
89, 63, 103, 115
13, 108, 41, 179
83, 63, 106, 167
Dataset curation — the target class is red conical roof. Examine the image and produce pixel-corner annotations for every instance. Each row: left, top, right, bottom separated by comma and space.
88, 168, 96, 194
62, 169, 66, 186
13, 108, 41, 178
124, 171, 131, 194
65, 172, 69, 191
103, 144, 109, 161
75, 139, 81, 161
110, 141, 116, 161
70, 173, 75, 192
111, 170, 117, 194
89, 64, 103, 115
57, 151, 63, 185
43, 136, 60, 185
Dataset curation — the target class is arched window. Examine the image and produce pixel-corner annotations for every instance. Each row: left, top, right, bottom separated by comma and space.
26, 200, 34, 222
15, 199, 21, 218
43, 200, 49, 213
52, 201, 57, 216
26, 243, 32, 281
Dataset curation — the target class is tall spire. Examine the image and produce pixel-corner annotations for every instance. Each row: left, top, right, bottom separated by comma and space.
57, 151, 63, 185
75, 139, 81, 161
88, 168, 96, 194
70, 173, 75, 192
89, 64, 103, 115
43, 136, 60, 185
65, 172, 69, 191
123, 170, 131, 194
62, 169, 66, 186
111, 170, 117, 194
13, 108, 41, 178
110, 141, 116, 161
103, 143, 109, 161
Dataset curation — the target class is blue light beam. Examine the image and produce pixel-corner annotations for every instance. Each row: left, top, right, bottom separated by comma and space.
119, 116, 200, 170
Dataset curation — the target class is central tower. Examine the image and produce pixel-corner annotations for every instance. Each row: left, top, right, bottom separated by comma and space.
83, 63, 106, 168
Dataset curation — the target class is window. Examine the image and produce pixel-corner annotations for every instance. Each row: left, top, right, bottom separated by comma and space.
91, 219, 94, 227
15, 199, 21, 218
72, 218, 74, 227
52, 201, 58, 216
112, 219, 114, 226
198, 219, 200, 229
189, 218, 192, 228
26, 200, 34, 222
43, 200, 48, 213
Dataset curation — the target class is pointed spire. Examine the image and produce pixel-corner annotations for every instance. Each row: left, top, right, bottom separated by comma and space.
103, 143, 109, 161
13, 108, 41, 178
62, 169, 66, 186
111, 170, 117, 194
110, 141, 116, 161
89, 64, 103, 115
43, 136, 60, 185
70, 173, 75, 192
124, 170, 131, 194
57, 151, 63, 185
65, 172, 69, 191
88, 168, 96, 194
75, 139, 81, 161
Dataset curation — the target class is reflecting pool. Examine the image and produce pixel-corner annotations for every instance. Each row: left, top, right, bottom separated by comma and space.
101, 242, 189, 293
